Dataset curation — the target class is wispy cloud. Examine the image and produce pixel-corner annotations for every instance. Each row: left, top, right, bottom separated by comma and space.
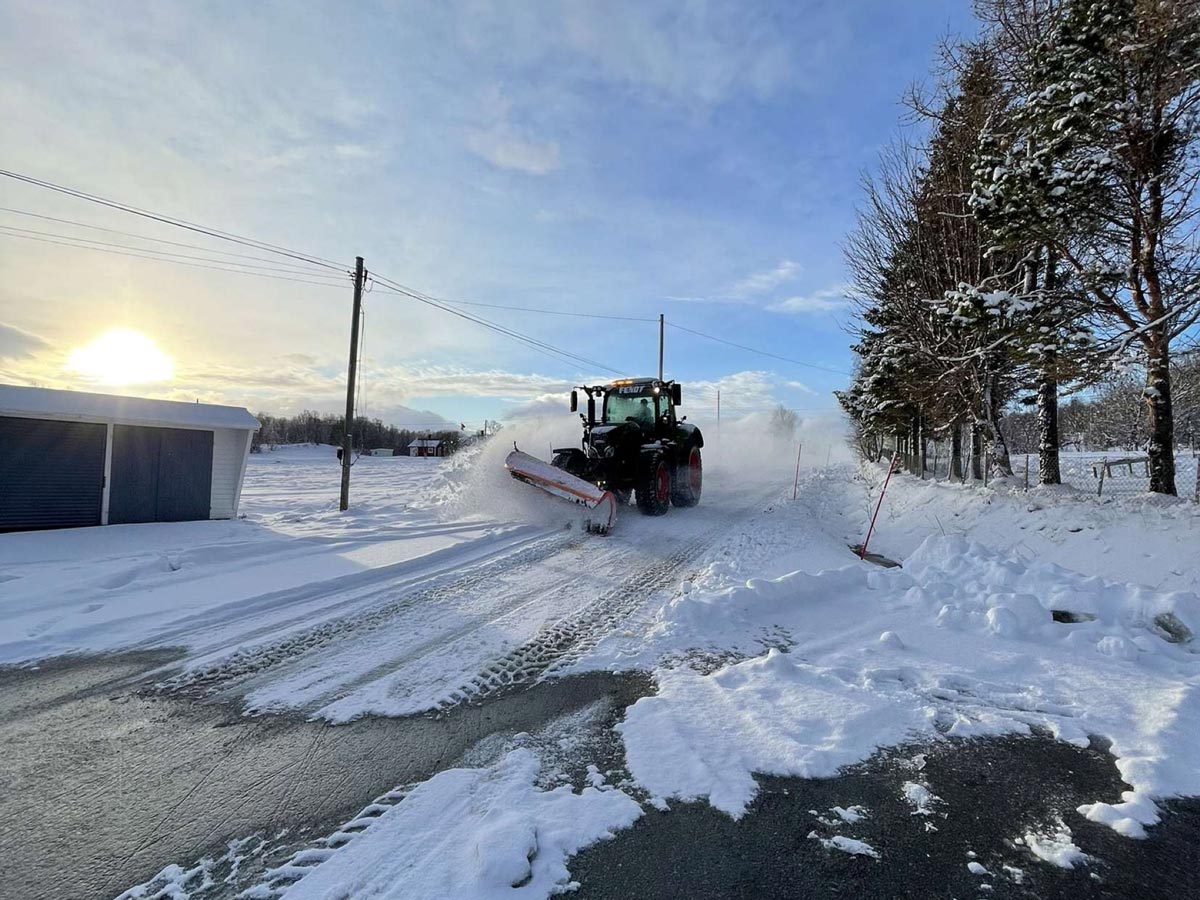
0, 322, 48, 359
732, 259, 801, 298
467, 126, 561, 175
767, 285, 849, 314
669, 259, 802, 305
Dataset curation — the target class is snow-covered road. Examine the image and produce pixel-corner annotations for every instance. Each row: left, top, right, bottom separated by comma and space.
168, 461, 767, 721
5, 436, 1200, 900
0, 442, 780, 723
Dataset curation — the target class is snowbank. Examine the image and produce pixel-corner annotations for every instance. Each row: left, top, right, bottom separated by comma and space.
281, 749, 641, 900
591, 530, 1200, 837
819, 461, 1200, 595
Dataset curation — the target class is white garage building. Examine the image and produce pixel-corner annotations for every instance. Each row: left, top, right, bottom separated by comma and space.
0, 384, 259, 531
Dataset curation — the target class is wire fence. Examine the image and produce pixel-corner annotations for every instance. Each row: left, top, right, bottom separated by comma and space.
900, 446, 1200, 500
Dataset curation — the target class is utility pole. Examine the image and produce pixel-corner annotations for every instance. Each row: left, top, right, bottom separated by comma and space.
658, 313, 664, 381
340, 256, 365, 512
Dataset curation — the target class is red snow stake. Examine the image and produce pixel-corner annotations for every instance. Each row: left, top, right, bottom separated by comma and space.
792, 442, 803, 501
860, 453, 899, 560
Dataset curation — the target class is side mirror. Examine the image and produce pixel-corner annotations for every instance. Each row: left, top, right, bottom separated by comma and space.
671, 383, 682, 405
587, 393, 596, 423
570, 390, 578, 413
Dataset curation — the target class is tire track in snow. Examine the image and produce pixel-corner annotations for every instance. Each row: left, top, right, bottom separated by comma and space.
305, 491, 772, 720
156, 530, 577, 698
429, 520, 736, 711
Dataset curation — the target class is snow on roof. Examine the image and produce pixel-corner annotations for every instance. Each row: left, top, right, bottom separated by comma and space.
0, 384, 260, 431
411, 439, 442, 447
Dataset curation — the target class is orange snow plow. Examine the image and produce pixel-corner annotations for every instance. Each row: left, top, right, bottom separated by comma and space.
505, 448, 618, 534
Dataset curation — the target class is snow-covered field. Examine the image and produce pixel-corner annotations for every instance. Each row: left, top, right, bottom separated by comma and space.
0, 445, 544, 672
4, 429, 1199, 900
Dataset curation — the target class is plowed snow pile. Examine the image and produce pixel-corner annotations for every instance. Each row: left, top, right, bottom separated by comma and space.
573, 465, 1200, 841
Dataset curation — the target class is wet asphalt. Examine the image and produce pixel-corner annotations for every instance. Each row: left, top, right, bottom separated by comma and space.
2, 651, 1199, 900
0, 651, 651, 900
572, 732, 1200, 900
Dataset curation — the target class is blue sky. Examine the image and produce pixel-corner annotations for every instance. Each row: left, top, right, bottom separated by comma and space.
0, 0, 976, 427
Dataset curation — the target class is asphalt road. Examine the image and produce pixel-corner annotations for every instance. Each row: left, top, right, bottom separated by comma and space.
572, 731, 1200, 900
0, 651, 650, 900
4, 650, 1198, 900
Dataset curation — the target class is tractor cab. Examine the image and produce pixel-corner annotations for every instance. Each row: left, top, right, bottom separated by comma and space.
571, 378, 683, 439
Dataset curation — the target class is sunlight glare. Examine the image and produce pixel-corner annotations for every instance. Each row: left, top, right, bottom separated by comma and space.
66, 328, 175, 386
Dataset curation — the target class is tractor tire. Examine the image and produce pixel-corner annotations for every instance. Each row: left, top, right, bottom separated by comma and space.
671, 445, 703, 507
636, 450, 671, 516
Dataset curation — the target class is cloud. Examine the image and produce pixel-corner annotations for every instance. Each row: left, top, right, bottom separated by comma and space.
174, 361, 585, 427
768, 286, 850, 314
786, 380, 816, 395
668, 260, 802, 306
732, 260, 801, 298
682, 370, 780, 416
557, 3, 797, 108
0, 322, 48, 359
506, 392, 575, 419
467, 126, 561, 175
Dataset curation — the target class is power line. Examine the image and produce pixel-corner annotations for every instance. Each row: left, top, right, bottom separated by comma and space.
371, 275, 622, 375
369, 274, 624, 376
0, 229, 352, 289
0, 168, 349, 273
665, 322, 849, 376
0, 224, 351, 278
1, 169, 841, 383
0, 206, 342, 273
0, 178, 620, 376
382, 288, 656, 323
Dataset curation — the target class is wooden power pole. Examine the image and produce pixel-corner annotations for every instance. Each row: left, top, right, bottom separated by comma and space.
658, 313, 664, 381
340, 256, 365, 511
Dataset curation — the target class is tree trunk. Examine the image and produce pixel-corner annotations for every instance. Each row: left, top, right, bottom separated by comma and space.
983, 377, 1013, 476
950, 421, 964, 482
909, 413, 921, 475
919, 414, 928, 478
1036, 250, 1061, 486
1037, 351, 1062, 485
1145, 332, 1177, 495
970, 423, 983, 481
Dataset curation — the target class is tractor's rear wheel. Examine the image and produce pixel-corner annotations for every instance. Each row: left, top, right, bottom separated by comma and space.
636, 451, 671, 516
671, 445, 702, 507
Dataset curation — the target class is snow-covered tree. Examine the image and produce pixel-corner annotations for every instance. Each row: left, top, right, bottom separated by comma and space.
768, 405, 801, 442
971, 0, 1200, 494
844, 48, 1023, 478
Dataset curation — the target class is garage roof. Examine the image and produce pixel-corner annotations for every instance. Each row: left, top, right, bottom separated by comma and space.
0, 384, 260, 431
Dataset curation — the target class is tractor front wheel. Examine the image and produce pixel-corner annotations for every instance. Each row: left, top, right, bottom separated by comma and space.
636, 451, 671, 516
671, 445, 702, 507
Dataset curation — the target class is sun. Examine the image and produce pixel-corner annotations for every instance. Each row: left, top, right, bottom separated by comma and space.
66, 328, 175, 386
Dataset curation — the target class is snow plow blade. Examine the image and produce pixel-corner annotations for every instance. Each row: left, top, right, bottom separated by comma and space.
505, 449, 617, 534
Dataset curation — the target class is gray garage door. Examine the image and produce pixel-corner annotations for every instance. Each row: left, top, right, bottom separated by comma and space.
109, 425, 214, 524
0, 416, 107, 531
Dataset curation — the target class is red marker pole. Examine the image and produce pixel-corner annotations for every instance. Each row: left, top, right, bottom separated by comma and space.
792, 442, 803, 501
860, 453, 899, 560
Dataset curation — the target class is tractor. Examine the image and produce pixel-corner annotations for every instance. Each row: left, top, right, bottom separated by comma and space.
506, 377, 704, 531
556, 377, 703, 515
